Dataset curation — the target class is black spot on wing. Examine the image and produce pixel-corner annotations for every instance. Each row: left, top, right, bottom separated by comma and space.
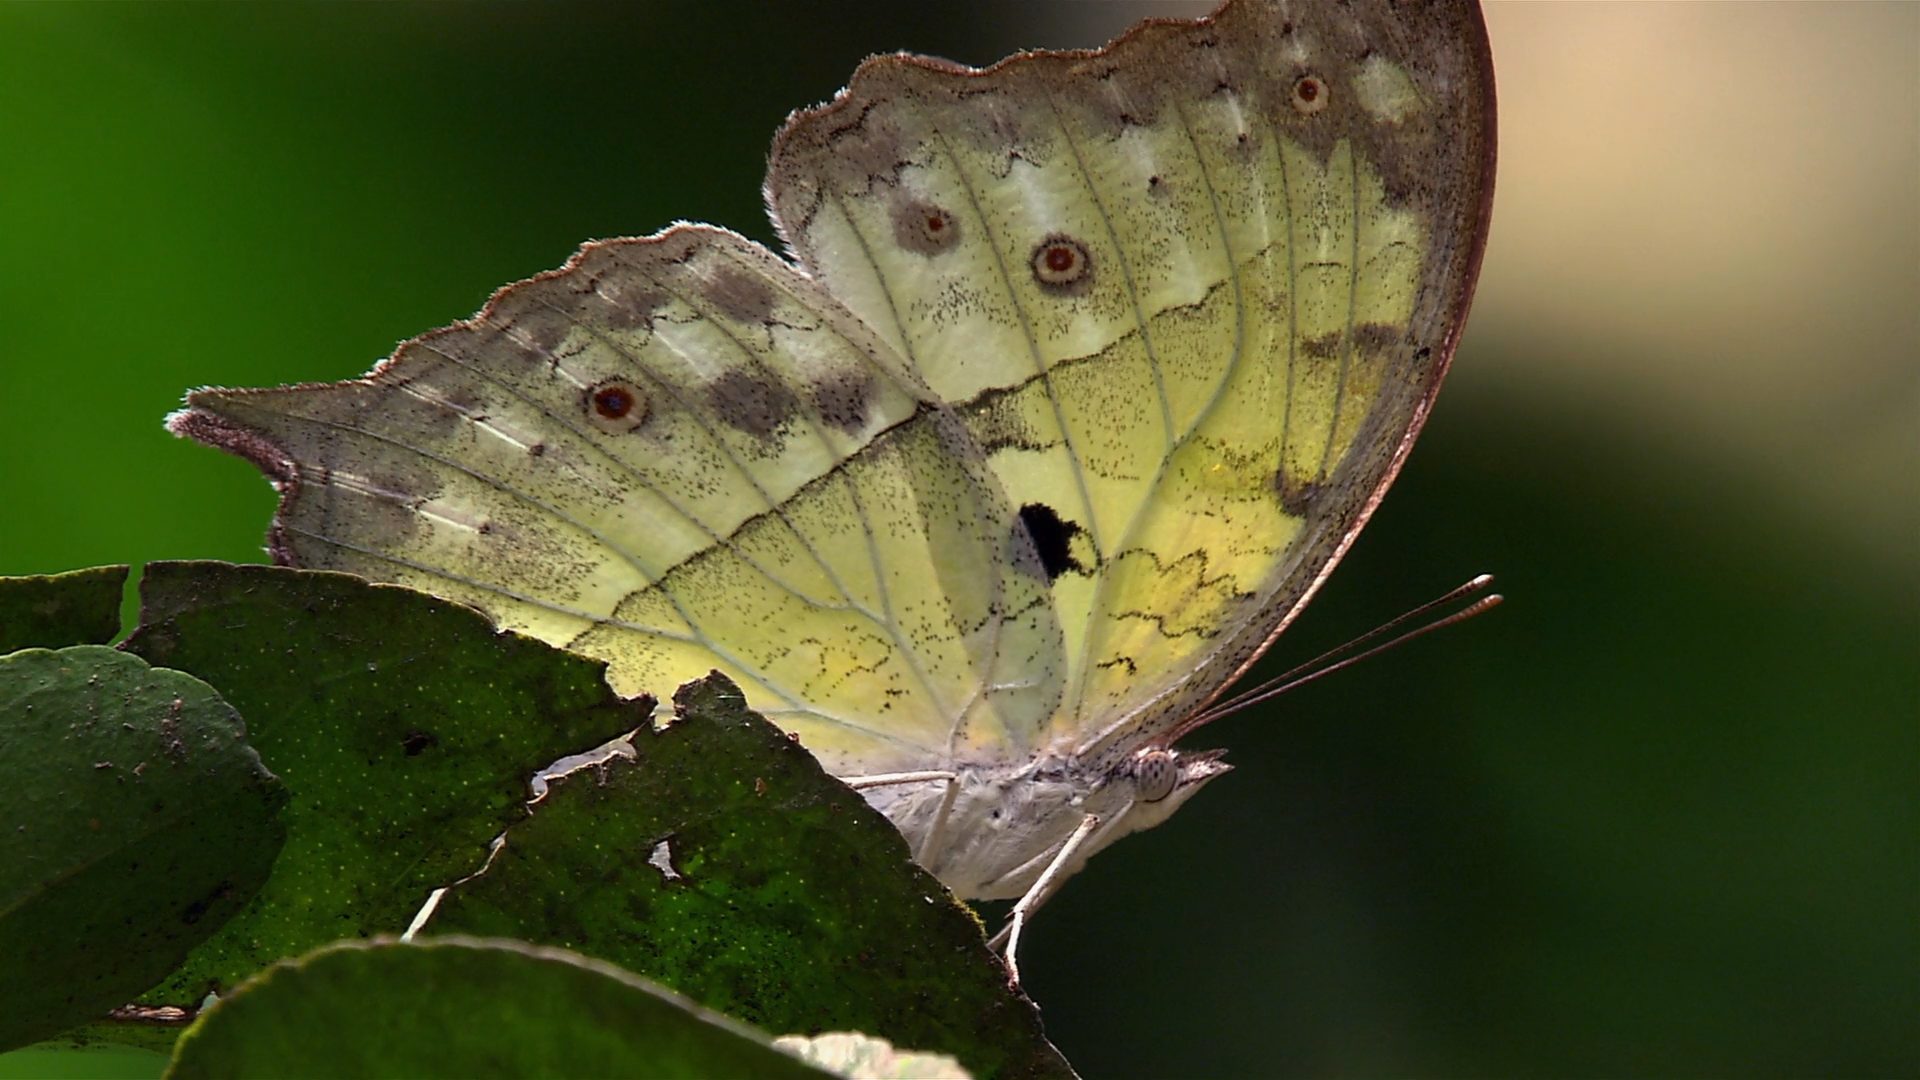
1018, 503, 1086, 581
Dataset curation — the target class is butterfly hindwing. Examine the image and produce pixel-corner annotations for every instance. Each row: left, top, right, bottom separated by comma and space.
174, 227, 1065, 774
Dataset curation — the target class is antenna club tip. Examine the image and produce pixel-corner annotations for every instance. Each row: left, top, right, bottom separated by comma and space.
1469, 573, 1495, 588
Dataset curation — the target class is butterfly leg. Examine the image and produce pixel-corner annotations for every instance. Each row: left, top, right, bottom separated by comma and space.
1000, 812, 1102, 987
841, 770, 960, 867
842, 771, 959, 789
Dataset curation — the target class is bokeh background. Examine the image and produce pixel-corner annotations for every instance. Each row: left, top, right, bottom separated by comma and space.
1, 3, 1912, 1077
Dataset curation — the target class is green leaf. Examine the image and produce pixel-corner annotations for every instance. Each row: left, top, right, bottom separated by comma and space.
0, 567, 128, 653
0, 1043, 167, 1080
430, 675, 1071, 1080
23, 1019, 185, 1058
0, 646, 286, 1053
164, 937, 834, 1080
119, 562, 649, 1004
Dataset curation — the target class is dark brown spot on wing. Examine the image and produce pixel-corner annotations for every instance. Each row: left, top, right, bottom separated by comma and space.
1275, 470, 1323, 517
1352, 322, 1402, 354
706, 266, 775, 325
808, 368, 878, 435
585, 378, 648, 435
706, 368, 798, 439
1229, 123, 1262, 164
892, 199, 961, 256
1301, 331, 1343, 360
1085, 69, 1162, 138
1291, 74, 1328, 114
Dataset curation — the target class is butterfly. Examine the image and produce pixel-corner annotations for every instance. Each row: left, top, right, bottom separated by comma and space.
169, 0, 1495, 978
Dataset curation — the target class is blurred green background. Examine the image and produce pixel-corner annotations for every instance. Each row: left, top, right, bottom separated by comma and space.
1, 3, 1912, 1077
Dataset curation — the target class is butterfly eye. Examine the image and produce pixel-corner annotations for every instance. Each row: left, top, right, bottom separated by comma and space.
1133, 748, 1179, 803
1291, 74, 1328, 114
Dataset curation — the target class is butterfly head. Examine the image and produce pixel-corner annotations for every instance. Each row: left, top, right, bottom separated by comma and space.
1119, 746, 1231, 831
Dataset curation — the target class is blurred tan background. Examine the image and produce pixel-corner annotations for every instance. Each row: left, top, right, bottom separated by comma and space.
1061, 1, 1919, 571
1480, 2, 1916, 568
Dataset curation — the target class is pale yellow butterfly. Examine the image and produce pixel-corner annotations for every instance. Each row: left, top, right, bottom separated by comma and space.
170, 0, 1496, 976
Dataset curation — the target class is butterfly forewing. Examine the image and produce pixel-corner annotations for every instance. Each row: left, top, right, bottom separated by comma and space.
769, 0, 1494, 760
173, 227, 1068, 775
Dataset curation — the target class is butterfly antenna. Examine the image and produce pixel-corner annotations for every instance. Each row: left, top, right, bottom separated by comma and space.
1167, 574, 1502, 743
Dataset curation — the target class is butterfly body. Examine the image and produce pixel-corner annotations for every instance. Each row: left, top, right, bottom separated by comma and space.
860, 746, 1227, 900
171, 0, 1494, 951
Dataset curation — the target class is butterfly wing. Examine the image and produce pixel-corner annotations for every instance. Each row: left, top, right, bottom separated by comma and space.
171, 228, 1065, 775
173, 0, 1493, 779
767, 0, 1495, 762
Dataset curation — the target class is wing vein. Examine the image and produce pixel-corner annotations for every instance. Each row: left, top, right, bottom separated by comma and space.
1067, 94, 1250, 735
1271, 105, 1303, 497
286, 504, 941, 754
400, 345, 849, 615
804, 191, 970, 736
619, 318, 968, 733
1316, 144, 1361, 483
253, 404, 830, 716
596, 248, 878, 619
929, 129, 1107, 557
1043, 89, 1178, 453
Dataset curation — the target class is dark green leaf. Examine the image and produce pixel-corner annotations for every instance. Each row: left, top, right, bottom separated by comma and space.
119, 562, 648, 1004
0, 567, 128, 653
431, 675, 1071, 1080
164, 937, 834, 1080
25, 1016, 187, 1058
0, 1043, 167, 1080
0, 646, 285, 1053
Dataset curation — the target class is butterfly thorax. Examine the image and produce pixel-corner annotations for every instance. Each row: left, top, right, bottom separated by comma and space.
858, 747, 1231, 901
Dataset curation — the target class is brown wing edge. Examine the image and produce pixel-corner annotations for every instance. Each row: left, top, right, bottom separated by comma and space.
164, 404, 305, 565
162, 222, 909, 569
762, 0, 1237, 260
